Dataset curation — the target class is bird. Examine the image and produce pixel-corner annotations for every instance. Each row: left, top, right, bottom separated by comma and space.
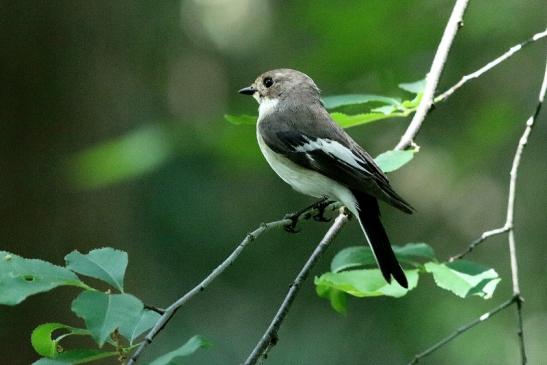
238, 68, 413, 288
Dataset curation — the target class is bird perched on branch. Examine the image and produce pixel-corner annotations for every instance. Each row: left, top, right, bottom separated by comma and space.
239, 69, 413, 288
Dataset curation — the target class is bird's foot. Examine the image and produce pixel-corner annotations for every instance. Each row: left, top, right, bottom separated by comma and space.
283, 212, 301, 233
312, 199, 334, 222
283, 197, 333, 233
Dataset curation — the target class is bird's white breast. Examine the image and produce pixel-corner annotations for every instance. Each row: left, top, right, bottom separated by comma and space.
256, 126, 357, 212
258, 97, 279, 118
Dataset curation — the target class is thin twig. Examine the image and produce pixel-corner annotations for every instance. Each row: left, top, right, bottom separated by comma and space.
395, 0, 470, 151
127, 203, 339, 365
408, 296, 517, 365
436, 28, 547, 103
412, 55, 547, 365
450, 225, 510, 261
505, 56, 547, 364
243, 211, 350, 365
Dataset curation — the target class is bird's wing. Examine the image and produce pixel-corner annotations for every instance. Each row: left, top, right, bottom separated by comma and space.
259, 109, 413, 213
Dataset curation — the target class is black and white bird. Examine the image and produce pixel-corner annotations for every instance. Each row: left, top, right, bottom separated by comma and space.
239, 69, 413, 288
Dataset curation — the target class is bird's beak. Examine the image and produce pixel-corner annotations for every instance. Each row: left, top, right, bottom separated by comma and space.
238, 86, 257, 95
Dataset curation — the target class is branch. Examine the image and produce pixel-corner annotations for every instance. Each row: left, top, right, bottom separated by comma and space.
450, 225, 510, 261
127, 203, 339, 365
243, 211, 350, 365
411, 54, 547, 365
504, 55, 547, 364
395, 0, 470, 150
408, 296, 517, 365
436, 28, 547, 103
453, 55, 547, 261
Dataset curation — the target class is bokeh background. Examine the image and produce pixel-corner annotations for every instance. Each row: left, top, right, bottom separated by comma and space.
2, 1, 546, 364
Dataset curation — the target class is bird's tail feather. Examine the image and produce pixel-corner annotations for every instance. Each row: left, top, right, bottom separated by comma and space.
351, 190, 408, 288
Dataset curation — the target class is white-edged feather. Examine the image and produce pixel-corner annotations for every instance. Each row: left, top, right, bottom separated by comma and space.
294, 137, 371, 174
256, 130, 358, 213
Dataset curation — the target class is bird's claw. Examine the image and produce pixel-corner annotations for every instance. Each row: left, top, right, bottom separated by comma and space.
283, 213, 301, 233
312, 199, 333, 222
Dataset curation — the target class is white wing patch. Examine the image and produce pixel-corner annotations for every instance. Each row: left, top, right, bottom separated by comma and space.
294, 137, 370, 174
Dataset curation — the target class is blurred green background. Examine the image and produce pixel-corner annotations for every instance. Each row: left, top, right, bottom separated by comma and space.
2, 1, 547, 364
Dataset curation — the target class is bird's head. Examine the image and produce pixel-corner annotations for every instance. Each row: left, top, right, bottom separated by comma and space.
238, 69, 321, 106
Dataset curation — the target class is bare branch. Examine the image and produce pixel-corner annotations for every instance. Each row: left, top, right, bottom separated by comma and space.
436, 28, 547, 103
450, 225, 510, 261
243, 211, 350, 365
413, 55, 547, 365
408, 296, 517, 365
127, 203, 339, 365
395, 0, 470, 150
505, 57, 547, 364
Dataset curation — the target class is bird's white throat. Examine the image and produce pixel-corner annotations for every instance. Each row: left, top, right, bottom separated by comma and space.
258, 98, 279, 120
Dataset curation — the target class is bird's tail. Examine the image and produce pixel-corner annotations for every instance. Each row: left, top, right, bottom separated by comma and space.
351, 190, 408, 288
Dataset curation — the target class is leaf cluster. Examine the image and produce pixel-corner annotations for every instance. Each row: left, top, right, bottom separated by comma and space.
0, 249, 209, 364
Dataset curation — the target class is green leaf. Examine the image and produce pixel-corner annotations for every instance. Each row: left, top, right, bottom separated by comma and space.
68, 125, 173, 189
330, 246, 376, 273
393, 243, 436, 263
425, 261, 500, 299
119, 309, 161, 345
65, 248, 128, 292
315, 269, 419, 299
374, 149, 415, 173
371, 105, 397, 115
330, 243, 435, 273
322, 94, 401, 109
224, 114, 257, 125
398, 79, 426, 94
147, 335, 211, 365
0, 251, 85, 305
330, 112, 405, 128
33, 349, 119, 364
315, 285, 347, 314
31, 323, 70, 358
71, 291, 143, 346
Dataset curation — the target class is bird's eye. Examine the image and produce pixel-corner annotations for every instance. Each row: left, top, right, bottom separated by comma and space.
263, 77, 274, 88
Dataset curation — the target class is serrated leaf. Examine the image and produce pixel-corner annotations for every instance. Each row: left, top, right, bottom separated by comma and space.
224, 114, 257, 125
32, 349, 118, 364
71, 291, 143, 346
322, 94, 401, 109
148, 335, 211, 365
315, 269, 419, 299
0, 251, 85, 305
119, 309, 161, 345
398, 79, 426, 94
65, 248, 128, 292
425, 261, 500, 299
374, 149, 415, 173
331, 243, 435, 273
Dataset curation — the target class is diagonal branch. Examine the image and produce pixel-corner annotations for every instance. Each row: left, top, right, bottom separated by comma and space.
436, 28, 547, 103
243, 210, 350, 365
127, 203, 339, 365
395, 0, 470, 151
408, 296, 517, 365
